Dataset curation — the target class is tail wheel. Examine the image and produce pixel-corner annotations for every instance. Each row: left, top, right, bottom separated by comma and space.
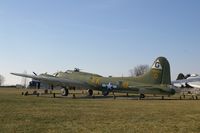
102, 91, 109, 96
61, 88, 69, 96
88, 89, 93, 96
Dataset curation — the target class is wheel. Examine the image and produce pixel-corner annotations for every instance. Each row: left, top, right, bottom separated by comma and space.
88, 89, 93, 96
102, 91, 109, 96
61, 88, 69, 96
140, 94, 145, 99
24, 91, 28, 96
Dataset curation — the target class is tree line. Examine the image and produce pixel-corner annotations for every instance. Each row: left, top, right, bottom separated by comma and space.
129, 64, 149, 77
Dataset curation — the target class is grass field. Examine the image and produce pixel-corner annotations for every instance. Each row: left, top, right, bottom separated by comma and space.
0, 88, 200, 133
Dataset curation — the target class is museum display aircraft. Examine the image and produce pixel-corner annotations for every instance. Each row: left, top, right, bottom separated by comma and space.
173, 73, 200, 89
11, 57, 176, 98
172, 73, 200, 95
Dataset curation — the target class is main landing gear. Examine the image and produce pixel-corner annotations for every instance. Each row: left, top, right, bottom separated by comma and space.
139, 94, 145, 99
61, 87, 69, 96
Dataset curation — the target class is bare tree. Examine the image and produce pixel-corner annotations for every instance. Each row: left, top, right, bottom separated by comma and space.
130, 64, 150, 77
0, 75, 5, 86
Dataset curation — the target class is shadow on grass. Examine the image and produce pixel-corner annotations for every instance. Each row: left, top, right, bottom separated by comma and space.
21, 91, 200, 101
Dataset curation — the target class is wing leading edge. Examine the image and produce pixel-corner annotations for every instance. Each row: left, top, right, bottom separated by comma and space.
10, 73, 93, 89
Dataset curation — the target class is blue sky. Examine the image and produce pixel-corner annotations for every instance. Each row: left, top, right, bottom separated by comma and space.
0, 0, 200, 85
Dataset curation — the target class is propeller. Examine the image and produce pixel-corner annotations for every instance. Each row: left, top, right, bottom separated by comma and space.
33, 72, 37, 76
54, 73, 59, 77
32, 72, 41, 89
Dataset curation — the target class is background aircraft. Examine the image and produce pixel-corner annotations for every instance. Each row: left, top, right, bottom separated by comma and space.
11, 57, 176, 98
172, 73, 200, 95
173, 73, 200, 89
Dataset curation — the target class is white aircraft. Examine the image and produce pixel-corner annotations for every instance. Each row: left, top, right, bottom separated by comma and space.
173, 74, 200, 88
172, 74, 200, 94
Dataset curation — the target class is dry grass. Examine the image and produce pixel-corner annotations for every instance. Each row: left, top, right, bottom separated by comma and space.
0, 88, 200, 133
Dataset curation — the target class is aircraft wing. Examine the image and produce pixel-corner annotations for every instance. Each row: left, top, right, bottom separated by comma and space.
10, 73, 93, 89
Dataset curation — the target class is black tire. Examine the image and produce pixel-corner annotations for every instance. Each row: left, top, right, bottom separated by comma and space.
24, 91, 28, 96
102, 91, 109, 96
61, 88, 69, 96
88, 89, 93, 96
140, 94, 145, 99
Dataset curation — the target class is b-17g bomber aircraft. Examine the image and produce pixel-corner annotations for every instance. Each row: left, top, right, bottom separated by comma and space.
11, 57, 176, 98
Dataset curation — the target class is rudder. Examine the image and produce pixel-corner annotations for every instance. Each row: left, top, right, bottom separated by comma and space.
134, 57, 171, 85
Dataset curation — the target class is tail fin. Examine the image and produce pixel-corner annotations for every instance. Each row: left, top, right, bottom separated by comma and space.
134, 57, 171, 85
176, 73, 185, 80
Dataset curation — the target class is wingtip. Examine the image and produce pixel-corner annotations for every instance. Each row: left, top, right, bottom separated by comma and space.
10, 73, 19, 76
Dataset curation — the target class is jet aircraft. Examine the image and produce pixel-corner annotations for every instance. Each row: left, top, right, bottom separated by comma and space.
11, 57, 176, 98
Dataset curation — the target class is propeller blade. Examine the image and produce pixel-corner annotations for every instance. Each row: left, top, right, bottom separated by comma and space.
33, 72, 37, 76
